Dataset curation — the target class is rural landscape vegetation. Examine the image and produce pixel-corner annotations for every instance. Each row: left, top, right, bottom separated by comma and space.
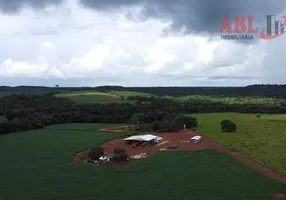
0, 85, 286, 200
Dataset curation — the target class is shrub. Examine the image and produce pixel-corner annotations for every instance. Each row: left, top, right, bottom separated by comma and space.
119, 132, 134, 138
134, 124, 145, 131
90, 146, 103, 153
114, 152, 129, 161
161, 121, 181, 132
119, 152, 129, 160
221, 119, 231, 126
169, 115, 198, 129
153, 121, 181, 132
173, 115, 186, 126
0, 115, 8, 124
113, 148, 125, 155
168, 144, 178, 149
221, 119, 237, 132
185, 116, 197, 128
88, 146, 104, 160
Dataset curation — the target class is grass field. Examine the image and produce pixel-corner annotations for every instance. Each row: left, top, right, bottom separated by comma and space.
1, 122, 285, 200
55, 90, 152, 104
55, 91, 126, 104
192, 113, 286, 173
45, 123, 124, 131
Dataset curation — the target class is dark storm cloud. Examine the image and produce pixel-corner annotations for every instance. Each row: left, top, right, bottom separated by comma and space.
79, 0, 141, 10
79, 0, 286, 35
0, 0, 63, 13
2, 0, 285, 34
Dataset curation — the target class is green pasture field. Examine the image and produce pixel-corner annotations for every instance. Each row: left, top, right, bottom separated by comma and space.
0, 123, 285, 200
55, 91, 125, 104
45, 123, 124, 131
192, 113, 286, 173
55, 90, 151, 104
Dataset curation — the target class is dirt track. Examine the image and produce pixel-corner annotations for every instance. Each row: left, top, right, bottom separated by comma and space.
73, 129, 286, 185
98, 127, 125, 132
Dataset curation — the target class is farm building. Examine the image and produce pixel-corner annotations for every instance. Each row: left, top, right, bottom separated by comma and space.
191, 136, 202, 143
123, 134, 163, 147
99, 152, 116, 162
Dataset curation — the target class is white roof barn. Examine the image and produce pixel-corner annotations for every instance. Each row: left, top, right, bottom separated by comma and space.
123, 134, 162, 142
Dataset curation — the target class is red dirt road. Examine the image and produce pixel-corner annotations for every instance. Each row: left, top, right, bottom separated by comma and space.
98, 127, 124, 132
98, 125, 135, 132
73, 129, 286, 185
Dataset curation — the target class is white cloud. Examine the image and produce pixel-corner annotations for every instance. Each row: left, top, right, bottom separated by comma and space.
41, 41, 54, 48
0, 0, 285, 86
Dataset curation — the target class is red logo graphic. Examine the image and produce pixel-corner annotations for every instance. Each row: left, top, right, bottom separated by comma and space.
260, 16, 286, 40
218, 15, 285, 40
218, 16, 258, 33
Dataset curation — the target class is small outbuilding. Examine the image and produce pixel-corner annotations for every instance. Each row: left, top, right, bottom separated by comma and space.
99, 153, 116, 162
191, 136, 202, 143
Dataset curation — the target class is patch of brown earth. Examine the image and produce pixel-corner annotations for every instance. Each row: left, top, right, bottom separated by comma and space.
73, 149, 89, 163
276, 192, 286, 198
156, 140, 169, 146
73, 128, 286, 185
98, 127, 125, 132
98, 125, 135, 133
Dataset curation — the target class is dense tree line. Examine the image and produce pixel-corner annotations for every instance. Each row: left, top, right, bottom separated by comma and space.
129, 111, 197, 132
126, 95, 286, 114
0, 93, 142, 134
98, 85, 286, 98
3, 84, 286, 98
1, 87, 286, 135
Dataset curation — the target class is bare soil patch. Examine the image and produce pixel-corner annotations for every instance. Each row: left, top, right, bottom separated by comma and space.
98, 126, 125, 132
98, 125, 135, 133
276, 192, 286, 198
73, 128, 286, 184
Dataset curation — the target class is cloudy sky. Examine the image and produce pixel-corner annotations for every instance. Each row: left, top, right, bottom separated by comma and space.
0, 0, 285, 87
